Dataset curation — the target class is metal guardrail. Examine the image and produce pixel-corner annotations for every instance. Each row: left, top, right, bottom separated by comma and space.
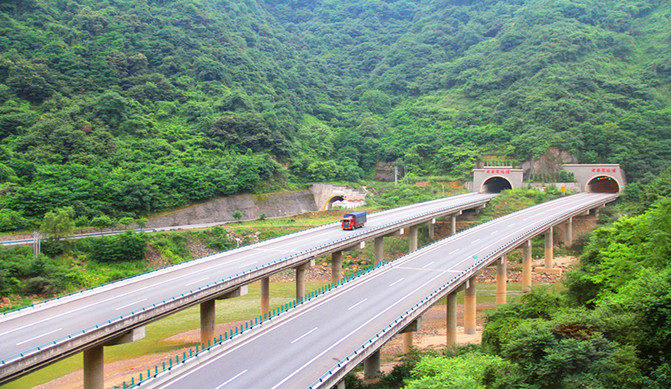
116, 193, 615, 389
0, 194, 493, 383
308, 193, 617, 388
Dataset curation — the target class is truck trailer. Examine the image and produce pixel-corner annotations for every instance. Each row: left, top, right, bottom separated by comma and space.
341, 211, 367, 230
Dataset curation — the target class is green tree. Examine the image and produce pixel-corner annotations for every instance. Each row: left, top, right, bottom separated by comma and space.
91, 215, 116, 233
404, 352, 514, 389
40, 207, 75, 240
232, 210, 244, 222
119, 216, 134, 229
91, 231, 146, 262
136, 217, 148, 229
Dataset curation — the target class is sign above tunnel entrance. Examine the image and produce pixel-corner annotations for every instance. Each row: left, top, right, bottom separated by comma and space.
563, 164, 625, 193
592, 168, 617, 173
472, 168, 524, 193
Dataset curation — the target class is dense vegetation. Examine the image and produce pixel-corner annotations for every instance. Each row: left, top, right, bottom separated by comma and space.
351, 168, 670, 388
0, 181, 471, 308
0, 0, 669, 230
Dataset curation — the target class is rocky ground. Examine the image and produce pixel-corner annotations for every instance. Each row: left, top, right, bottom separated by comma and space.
35, 255, 576, 389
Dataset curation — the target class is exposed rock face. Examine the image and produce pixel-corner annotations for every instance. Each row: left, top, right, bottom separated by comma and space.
146, 191, 318, 227
374, 162, 401, 182
520, 148, 578, 176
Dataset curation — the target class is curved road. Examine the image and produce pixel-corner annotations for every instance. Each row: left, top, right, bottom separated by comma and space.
0, 192, 494, 382
147, 192, 617, 389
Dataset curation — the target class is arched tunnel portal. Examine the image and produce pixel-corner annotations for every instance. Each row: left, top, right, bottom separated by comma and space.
481, 176, 513, 193
324, 195, 345, 210
586, 176, 621, 193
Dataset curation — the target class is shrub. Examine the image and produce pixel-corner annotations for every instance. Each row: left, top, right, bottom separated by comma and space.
23, 276, 60, 295
91, 231, 147, 262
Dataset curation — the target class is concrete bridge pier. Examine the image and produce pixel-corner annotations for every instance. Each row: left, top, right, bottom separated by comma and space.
464, 277, 477, 335
496, 255, 507, 304
201, 286, 248, 343
84, 327, 146, 389
364, 350, 381, 384
522, 240, 532, 293
374, 237, 384, 264
408, 225, 419, 252
83, 346, 103, 389
401, 317, 422, 354
295, 260, 314, 299
200, 299, 216, 343
565, 217, 573, 246
451, 213, 458, 235
446, 291, 458, 346
331, 251, 343, 281
374, 229, 404, 265
261, 277, 270, 316
428, 218, 436, 240
544, 227, 553, 268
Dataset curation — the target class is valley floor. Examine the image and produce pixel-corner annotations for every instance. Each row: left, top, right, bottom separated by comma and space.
34, 257, 574, 389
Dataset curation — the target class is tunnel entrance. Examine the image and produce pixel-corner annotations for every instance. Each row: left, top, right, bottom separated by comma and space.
481, 177, 513, 193
587, 176, 620, 193
324, 195, 345, 210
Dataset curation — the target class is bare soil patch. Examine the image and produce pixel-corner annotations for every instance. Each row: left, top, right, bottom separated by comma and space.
37, 255, 577, 388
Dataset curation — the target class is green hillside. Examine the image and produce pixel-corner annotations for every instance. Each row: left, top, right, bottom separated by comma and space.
0, 0, 670, 229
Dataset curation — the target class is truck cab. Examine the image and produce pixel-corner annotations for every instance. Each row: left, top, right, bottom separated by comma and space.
342, 211, 367, 230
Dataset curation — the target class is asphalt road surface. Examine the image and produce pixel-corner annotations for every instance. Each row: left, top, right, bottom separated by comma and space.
0, 192, 494, 365
149, 192, 616, 389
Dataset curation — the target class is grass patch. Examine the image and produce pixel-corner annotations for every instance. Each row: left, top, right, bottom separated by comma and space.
5, 280, 328, 388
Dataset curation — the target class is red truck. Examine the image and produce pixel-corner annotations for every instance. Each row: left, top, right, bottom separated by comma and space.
341, 211, 367, 230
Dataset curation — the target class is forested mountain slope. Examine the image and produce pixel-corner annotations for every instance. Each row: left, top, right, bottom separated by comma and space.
0, 0, 669, 230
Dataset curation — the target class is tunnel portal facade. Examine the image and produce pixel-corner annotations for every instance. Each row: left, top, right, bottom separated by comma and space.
563, 164, 625, 193
471, 164, 625, 194
473, 168, 524, 193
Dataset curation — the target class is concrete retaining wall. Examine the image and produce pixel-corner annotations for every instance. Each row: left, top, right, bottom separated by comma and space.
146, 191, 318, 227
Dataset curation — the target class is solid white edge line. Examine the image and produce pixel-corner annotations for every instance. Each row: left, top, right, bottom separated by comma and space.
16, 328, 62, 346
115, 299, 148, 311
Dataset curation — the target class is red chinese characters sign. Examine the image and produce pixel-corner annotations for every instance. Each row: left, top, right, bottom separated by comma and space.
486, 170, 511, 174
592, 168, 617, 173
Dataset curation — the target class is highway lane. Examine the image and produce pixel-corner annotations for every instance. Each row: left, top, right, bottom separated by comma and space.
148, 192, 617, 389
0, 192, 493, 368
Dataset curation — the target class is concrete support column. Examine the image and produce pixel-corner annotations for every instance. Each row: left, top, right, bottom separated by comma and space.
364, 350, 381, 384
496, 255, 507, 305
566, 217, 573, 246
446, 292, 457, 346
428, 219, 436, 240
83, 327, 145, 389
401, 318, 422, 353
295, 262, 313, 299
402, 332, 414, 354
522, 240, 532, 293
374, 237, 384, 264
83, 345, 104, 389
408, 225, 418, 252
464, 278, 477, 335
261, 277, 270, 316
331, 251, 343, 281
337, 381, 345, 389
451, 215, 457, 235
200, 299, 215, 343
544, 227, 553, 268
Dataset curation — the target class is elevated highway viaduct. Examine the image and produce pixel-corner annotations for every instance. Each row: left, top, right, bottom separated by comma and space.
0, 192, 494, 387
138, 192, 617, 389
